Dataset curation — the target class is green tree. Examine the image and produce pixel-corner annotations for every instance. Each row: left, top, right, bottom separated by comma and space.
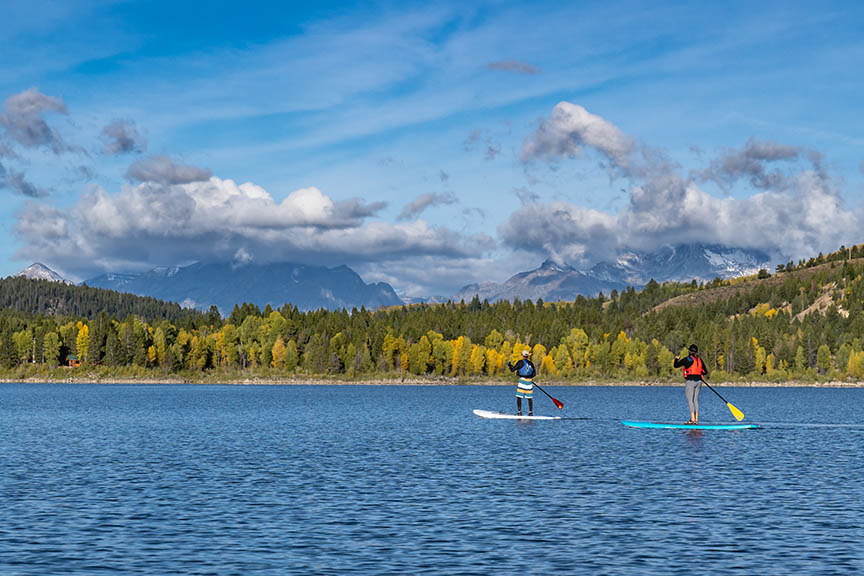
793, 345, 807, 375
816, 344, 831, 374
408, 335, 432, 375
43, 332, 61, 367
285, 339, 299, 371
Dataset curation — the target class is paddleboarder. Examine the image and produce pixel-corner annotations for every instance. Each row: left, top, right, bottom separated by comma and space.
507, 349, 536, 416
674, 344, 708, 424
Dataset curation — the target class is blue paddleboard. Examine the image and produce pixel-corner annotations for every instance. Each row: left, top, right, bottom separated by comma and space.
622, 420, 758, 430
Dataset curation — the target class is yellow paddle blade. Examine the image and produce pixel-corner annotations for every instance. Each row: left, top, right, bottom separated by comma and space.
727, 403, 744, 421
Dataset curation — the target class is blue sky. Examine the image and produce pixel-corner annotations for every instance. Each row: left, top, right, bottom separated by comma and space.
1, 0, 863, 296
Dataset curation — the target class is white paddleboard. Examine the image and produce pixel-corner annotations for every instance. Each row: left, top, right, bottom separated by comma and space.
473, 409, 561, 420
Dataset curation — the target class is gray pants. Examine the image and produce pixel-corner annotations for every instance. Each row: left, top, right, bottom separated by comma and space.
685, 380, 702, 414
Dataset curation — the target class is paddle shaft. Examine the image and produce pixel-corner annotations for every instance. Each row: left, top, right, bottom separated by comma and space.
700, 378, 730, 404
532, 381, 564, 409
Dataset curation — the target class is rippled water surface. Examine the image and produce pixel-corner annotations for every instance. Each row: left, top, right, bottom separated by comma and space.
1, 384, 863, 574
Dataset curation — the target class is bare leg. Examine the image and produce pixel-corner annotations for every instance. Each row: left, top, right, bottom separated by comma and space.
528, 398, 533, 416
517, 397, 522, 415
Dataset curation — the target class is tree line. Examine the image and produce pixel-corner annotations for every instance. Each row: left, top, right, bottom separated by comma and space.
2, 247, 864, 381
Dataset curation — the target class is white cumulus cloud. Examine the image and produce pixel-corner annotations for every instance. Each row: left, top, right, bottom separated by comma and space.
521, 101, 635, 168
512, 102, 860, 265
15, 162, 491, 281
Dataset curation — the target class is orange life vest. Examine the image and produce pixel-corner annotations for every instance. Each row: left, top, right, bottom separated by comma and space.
682, 355, 703, 378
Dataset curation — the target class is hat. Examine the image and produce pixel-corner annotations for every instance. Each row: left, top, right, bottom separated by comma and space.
688, 344, 699, 354
522, 349, 530, 357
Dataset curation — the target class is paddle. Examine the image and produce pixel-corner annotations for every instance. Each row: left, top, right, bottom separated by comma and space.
701, 378, 744, 421
533, 381, 564, 410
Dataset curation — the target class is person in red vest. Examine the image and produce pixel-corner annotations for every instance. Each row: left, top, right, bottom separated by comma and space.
674, 344, 708, 424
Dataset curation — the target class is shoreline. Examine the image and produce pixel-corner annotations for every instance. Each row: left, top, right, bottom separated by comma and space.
2, 376, 863, 388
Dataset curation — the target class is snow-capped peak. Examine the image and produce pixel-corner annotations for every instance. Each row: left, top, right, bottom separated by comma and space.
15, 263, 70, 284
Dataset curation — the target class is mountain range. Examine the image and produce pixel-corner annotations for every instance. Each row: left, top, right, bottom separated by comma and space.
13, 243, 772, 311
81, 261, 403, 313
452, 244, 772, 302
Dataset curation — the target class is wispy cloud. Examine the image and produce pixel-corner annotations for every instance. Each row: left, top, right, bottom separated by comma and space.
486, 59, 540, 75
0, 87, 69, 153
100, 119, 146, 155
464, 128, 503, 161
125, 155, 211, 185
512, 186, 539, 205
398, 192, 457, 220
0, 160, 48, 197
696, 137, 821, 192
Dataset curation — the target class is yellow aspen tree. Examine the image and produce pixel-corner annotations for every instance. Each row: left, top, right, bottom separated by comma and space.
511, 339, 525, 364
567, 328, 589, 367
381, 333, 397, 371
624, 352, 635, 371
248, 343, 259, 368
451, 336, 464, 376
271, 337, 286, 369
147, 345, 157, 366
484, 348, 500, 375
754, 346, 767, 376
532, 344, 547, 374
499, 341, 512, 363
541, 354, 558, 376
456, 337, 473, 375
847, 350, 864, 379
76, 323, 90, 364
469, 345, 486, 375
610, 331, 630, 369
555, 345, 573, 377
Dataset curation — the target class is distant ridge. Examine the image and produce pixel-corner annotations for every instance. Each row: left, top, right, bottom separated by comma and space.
84, 261, 404, 313
453, 243, 772, 302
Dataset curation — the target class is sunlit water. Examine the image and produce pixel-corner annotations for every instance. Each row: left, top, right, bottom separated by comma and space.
1, 384, 862, 574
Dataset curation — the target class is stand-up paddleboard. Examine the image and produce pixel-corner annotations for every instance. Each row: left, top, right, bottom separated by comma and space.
622, 420, 758, 430
474, 409, 561, 421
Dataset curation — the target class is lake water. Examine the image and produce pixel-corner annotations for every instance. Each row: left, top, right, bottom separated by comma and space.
1, 384, 862, 575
